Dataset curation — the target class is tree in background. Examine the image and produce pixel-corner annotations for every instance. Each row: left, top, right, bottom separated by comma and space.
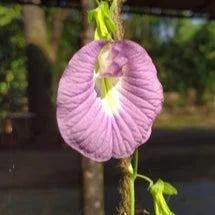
23, 3, 73, 141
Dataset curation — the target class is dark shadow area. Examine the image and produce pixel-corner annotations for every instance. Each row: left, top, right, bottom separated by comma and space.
26, 44, 59, 144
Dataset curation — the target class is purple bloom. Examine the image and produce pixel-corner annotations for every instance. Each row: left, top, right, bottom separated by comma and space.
57, 40, 163, 162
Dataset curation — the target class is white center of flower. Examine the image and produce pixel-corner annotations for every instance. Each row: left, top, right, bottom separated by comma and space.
94, 43, 127, 115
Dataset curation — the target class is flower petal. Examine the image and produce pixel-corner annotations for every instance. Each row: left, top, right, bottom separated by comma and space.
57, 40, 163, 161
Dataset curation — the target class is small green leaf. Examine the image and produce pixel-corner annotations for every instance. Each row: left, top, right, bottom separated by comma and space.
152, 179, 164, 192
104, 15, 116, 33
157, 192, 175, 215
163, 181, 178, 195
87, 0, 116, 40
149, 179, 177, 215
88, 9, 96, 24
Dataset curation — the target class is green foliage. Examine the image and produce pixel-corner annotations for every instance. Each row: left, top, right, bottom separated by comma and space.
125, 15, 215, 105
88, 0, 116, 40
0, 5, 26, 115
0, 5, 21, 26
165, 20, 215, 104
173, 19, 202, 43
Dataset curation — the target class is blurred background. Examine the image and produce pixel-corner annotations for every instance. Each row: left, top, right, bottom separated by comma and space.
0, 0, 215, 215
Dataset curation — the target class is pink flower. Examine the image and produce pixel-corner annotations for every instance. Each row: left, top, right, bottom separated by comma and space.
57, 40, 163, 162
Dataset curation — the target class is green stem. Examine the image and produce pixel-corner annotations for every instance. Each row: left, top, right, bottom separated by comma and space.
133, 148, 138, 177
129, 176, 135, 215
129, 149, 138, 215
129, 149, 154, 215
136, 174, 153, 187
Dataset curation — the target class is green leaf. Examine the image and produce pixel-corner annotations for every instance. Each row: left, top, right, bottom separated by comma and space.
149, 179, 177, 215
162, 181, 178, 195
88, 9, 96, 24
152, 179, 164, 192
102, 2, 116, 33
103, 14, 116, 33
157, 192, 175, 215
87, 0, 116, 40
